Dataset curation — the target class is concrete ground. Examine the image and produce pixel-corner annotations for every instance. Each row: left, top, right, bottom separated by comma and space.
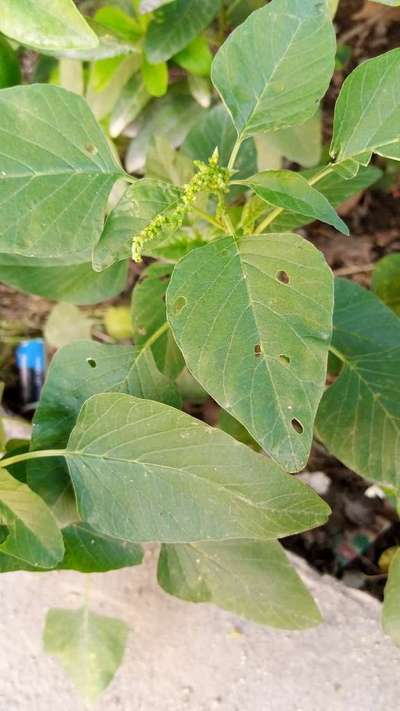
1, 549, 399, 711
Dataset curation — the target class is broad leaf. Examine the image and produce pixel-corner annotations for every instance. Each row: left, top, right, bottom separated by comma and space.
0, 85, 123, 261
93, 179, 182, 270
383, 549, 400, 647
109, 74, 151, 138
0, 468, 64, 568
44, 607, 128, 702
331, 48, 400, 163
145, 136, 193, 185
158, 540, 321, 629
316, 279, 400, 489
60, 523, 143, 573
0, 258, 128, 305
0, 0, 98, 52
168, 234, 334, 471
240, 170, 349, 235
145, 0, 220, 63
28, 341, 179, 506
211, 0, 335, 139
256, 113, 322, 169
372, 254, 400, 315
173, 36, 213, 77
131, 263, 184, 378
65, 393, 330, 542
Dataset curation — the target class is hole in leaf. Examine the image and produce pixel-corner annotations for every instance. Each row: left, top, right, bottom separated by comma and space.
174, 296, 187, 315
279, 354, 290, 365
86, 358, 97, 368
277, 270, 290, 284
254, 344, 263, 357
291, 418, 304, 435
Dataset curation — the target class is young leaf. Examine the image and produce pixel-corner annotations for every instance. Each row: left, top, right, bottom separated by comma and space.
141, 57, 168, 97
316, 279, 400, 489
145, 0, 220, 63
28, 341, 180, 506
60, 523, 143, 573
0, 259, 128, 305
65, 393, 330, 542
158, 540, 321, 630
93, 179, 182, 270
383, 549, 400, 647
0, 85, 123, 261
372, 254, 400, 315
173, 36, 212, 77
331, 48, 400, 164
132, 263, 184, 378
0, 468, 64, 568
167, 234, 334, 472
0, 0, 98, 52
44, 607, 128, 702
240, 170, 349, 235
211, 0, 335, 139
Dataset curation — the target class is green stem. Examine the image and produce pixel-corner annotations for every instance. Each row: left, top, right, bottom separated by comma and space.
192, 206, 225, 231
0, 449, 66, 469
328, 344, 347, 363
141, 321, 169, 352
222, 212, 235, 235
227, 136, 243, 172
254, 163, 335, 235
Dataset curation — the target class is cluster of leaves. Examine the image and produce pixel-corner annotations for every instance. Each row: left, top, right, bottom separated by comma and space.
0, 0, 400, 700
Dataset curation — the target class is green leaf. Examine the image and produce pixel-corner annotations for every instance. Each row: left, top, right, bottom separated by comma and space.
141, 57, 168, 97
158, 540, 321, 629
145, 0, 220, 63
316, 279, 400, 489
167, 234, 334, 472
173, 36, 212, 77
93, 179, 182, 270
109, 74, 151, 138
86, 54, 140, 121
145, 135, 194, 185
60, 523, 143, 573
28, 341, 180, 507
257, 113, 322, 169
182, 104, 257, 183
372, 254, 400, 315
383, 549, 400, 647
211, 0, 335, 139
331, 48, 400, 164
132, 263, 184, 378
0, 37, 21, 88
240, 170, 349, 235
44, 304, 93, 350
95, 6, 142, 43
47, 18, 137, 61
0, 468, 64, 568
65, 393, 330, 542
44, 607, 128, 702
0, 85, 123, 261
0, 258, 128, 305
0, 0, 98, 51
218, 410, 260, 451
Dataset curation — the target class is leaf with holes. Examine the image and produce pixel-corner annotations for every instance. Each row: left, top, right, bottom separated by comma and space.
0, 0, 98, 52
158, 540, 321, 629
64, 393, 330, 542
211, 0, 335, 140
44, 607, 128, 702
167, 233, 334, 472
316, 279, 400, 490
0, 85, 123, 261
331, 48, 400, 164
0, 468, 64, 568
239, 170, 349, 235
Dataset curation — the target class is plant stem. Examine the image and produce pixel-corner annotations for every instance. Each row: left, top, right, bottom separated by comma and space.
141, 321, 169, 352
254, 164, 336, 234
192, 206, 225, 231
227, 136, 243, 171
328, 344, 347, 363
222, 212, 235, 235
0, 449, 66, 469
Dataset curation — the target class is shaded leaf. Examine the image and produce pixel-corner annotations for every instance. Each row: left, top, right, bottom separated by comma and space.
93, 179, 182, 270
0, 85, 123, 261
257, 113, 322, 169
158, 540, 321, 629
372, 253, 400, 315
0, 37, 21, 88
168, 234, 333, 472
0, 468, 64, 568
44, 607, 128, 702
145, 0, 220, 63
60, 523, 143, 573
316, 279, 400, 489
211, 0, 335, 139
0, 0, 98, 52
65, 393, 330, 542
331, 48, 400, 163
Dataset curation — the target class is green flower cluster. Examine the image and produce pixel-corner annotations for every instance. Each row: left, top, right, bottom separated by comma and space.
132, 150, 231, 262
